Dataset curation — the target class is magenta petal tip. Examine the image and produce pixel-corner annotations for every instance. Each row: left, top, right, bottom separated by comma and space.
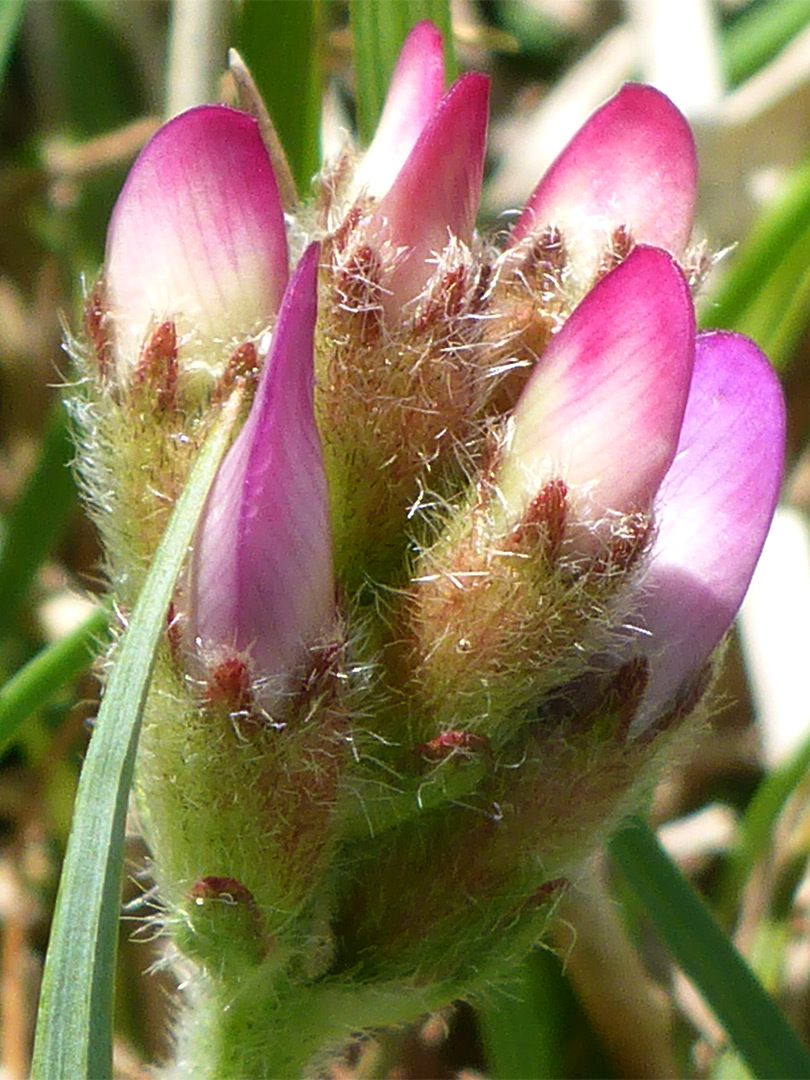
499, 245, 696, 527
371, 71, 490, 310
355, 21, 446, 199
105, 104, 288, 378
189, 243, 334, 702
511, 84, 698, 280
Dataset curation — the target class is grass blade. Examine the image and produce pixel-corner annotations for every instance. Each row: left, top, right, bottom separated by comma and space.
722, 0, 810, 88
0, 0, 24, 93
702, 156, 810, 371
707, 203, 810, 372
0, 406, 77, 638
609, 817, 810, 1080
350, 0, 455, 146
31, 399, 238, 1080
479, 948, 568, 1079
0, 604, 110, 754
719, 728, 810, 915
235, 0, 324, 197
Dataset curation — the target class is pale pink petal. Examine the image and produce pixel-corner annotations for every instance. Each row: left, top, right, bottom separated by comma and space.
369, 72, 489, 311
189, 244, 333, 701
353, 21, 445, 199
497, 246, 695, 530
630, 331, 785, 733
510, 85, 697, 282
105, 104, 288, 379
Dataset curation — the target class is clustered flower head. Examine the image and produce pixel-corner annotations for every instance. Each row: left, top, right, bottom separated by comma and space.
76, 19, 784, 1053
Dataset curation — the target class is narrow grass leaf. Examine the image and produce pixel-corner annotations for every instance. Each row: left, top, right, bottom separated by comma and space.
351, 0, 455, 146
609, 817, 810, 1080
235, 1, 324, 197
0, 604, 110, 754
479, 948, 568, 1079
31, 398, 239, 1080
703, 156, 810, 371
721, 210, 810, 371
722, 0, 810, 88
0, 406, 76, 638
719, 728, 810, 916
0, 0, 24, 93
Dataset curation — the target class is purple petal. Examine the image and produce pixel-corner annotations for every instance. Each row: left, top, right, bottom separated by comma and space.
510, 85, 697, 281
105, 104, 288, 379
497, 246, 695, 530
631, 331, 785, 732
353, 21, 445, 199
369, 72, 489, 311
189, 244, 333, 701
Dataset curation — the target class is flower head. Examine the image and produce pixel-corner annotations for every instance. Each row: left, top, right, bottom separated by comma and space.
79, 22, 786, 1029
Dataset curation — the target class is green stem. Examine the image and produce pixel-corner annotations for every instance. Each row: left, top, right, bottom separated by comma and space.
174, 871, 557, 1078
609, 816, 810, 1080
177, 964, 451, 1079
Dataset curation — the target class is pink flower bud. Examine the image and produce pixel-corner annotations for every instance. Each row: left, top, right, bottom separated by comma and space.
628, 331, 785, 734
366, 72, 489, 313
336, 24, 489, 321
105, 104, 288, 382
352, 21, 446, 200
496, 246, 696, 543
510, 84, 698, 284
187, 244, 334, 707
